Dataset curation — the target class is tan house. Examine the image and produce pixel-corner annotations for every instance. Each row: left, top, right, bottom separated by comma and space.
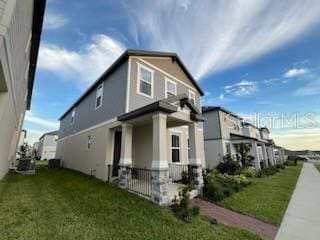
0, 0, 45, 180
56, 50, 206, 205
202, 106, 279, 171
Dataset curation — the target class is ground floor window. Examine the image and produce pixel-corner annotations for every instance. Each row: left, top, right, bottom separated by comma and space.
171, 134, 180, 162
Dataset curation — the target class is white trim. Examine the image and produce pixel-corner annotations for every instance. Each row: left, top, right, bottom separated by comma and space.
95, 83, 104, 110
136, 63, 154, 99
70, 108, 76, 125
59, 117, 119, 141
171, 132, 181, 163
188, 89, 196, 104
165, 77, 177, 98
135, 57, 198, 93
125, 57, 131, 112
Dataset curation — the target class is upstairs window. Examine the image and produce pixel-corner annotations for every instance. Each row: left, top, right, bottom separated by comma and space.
71, 108, 75, 125
165, 78, 177, 98
137, 64, 153, 98
189, 90, 196, 105
171, 134, 180, 163
95, 83, 104, 109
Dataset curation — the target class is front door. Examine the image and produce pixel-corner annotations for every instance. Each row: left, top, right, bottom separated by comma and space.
112, 131, 122, 177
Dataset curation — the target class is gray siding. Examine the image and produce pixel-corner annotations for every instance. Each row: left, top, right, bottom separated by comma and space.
128, 58, 201, 112
59, 61, 128, 139
203, 111, 221, 140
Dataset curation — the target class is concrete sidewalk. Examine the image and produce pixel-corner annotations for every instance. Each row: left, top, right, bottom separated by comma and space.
276, 163, 320, 240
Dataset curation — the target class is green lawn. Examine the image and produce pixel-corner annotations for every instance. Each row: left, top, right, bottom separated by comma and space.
0, 165, 261, 240
221, 164, 302, 225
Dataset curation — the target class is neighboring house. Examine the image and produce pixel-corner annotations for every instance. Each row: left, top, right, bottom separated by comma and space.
202, 106, 277, 171
32, 141, 40, 159
38, 131, 58, 160
0, 0, 45, 180
56, 49, 206, 205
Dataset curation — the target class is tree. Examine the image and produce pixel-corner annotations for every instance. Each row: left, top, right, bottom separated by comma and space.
235, 143, 255, 168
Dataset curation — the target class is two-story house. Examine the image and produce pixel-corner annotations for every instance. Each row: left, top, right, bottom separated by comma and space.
202, 106, 276, 171
56, 49, 206, 205
0, 0, 45, 179
38, 130, 58, 160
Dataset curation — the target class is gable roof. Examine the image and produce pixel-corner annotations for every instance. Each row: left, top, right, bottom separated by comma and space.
202, 106, 243, 120
39, 130, 59, 141
117, 94, 206, 122
59, 49, 204, 120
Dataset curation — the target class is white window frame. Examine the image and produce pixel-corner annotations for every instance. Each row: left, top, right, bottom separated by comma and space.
95, 83, 104, 110
165, 77, 177, 98
171, 133, 181, 163
137, 63, 154, 98
70, 108, 76, 125
189, 90, 196, 105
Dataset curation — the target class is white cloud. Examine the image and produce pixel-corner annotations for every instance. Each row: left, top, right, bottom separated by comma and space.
283, 68, 309, 78
24, 111, 59, 129
202, 91, 235, 106
224, 80, 258, 96
43, 11, 68, 29
38, 34, 125, 88
25, 129, 45, 145
294, 78, 320, 96
125, 0, 320, 79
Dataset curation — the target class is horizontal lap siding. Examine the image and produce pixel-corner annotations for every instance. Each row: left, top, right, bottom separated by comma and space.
128, 57, 201, 112
59, 61, 128, 139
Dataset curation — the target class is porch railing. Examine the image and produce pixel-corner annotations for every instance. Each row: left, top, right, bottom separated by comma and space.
168, 163, 189, 182
107, 165, 152, 198
126, 167, 152, 197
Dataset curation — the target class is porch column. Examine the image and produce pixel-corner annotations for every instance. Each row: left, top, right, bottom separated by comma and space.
252, 142, 261, 171
188, 122, 204, 192
267, 146, 275, 166
151, 113, 169, 205
119, 123, 133, 188
261, 144, 269, 167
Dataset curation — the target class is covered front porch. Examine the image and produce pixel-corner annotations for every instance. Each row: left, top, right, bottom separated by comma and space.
230, 134, 270, 171
107, 96, 205, 205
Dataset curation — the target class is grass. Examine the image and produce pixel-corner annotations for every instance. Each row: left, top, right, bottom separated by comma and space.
314, 164, 320, 172
0, 165, 261, 240
220, 164, 302, 225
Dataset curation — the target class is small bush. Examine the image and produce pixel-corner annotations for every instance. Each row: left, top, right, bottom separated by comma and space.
241, 167, 257, 177
203, 172, 251, 202
275, 163, 285, 170
216, 154, 242, 175
171, 186, 199, 223
258, 166, 279, 177
181, 170, 191, 185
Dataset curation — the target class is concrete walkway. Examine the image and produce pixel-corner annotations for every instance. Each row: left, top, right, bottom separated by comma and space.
276, 163, 320, 240
192, 198, 278, 240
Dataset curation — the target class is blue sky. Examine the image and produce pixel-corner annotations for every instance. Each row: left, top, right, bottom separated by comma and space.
24, 0, 320, 150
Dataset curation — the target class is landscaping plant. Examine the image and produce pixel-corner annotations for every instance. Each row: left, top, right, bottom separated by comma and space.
203, 172, 251, 202
216, 154, 241, 175
171, 186, 199, 223
235, 143, 255, 168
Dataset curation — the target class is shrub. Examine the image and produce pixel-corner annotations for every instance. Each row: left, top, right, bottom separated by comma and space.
241, 167, 257, 177
181, 170, 191, 185
171, 186, 199, 223
275, 163, 285, 170
203, 172, 251, 202
216, 154, 242, 175
258, 166, 279, 177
